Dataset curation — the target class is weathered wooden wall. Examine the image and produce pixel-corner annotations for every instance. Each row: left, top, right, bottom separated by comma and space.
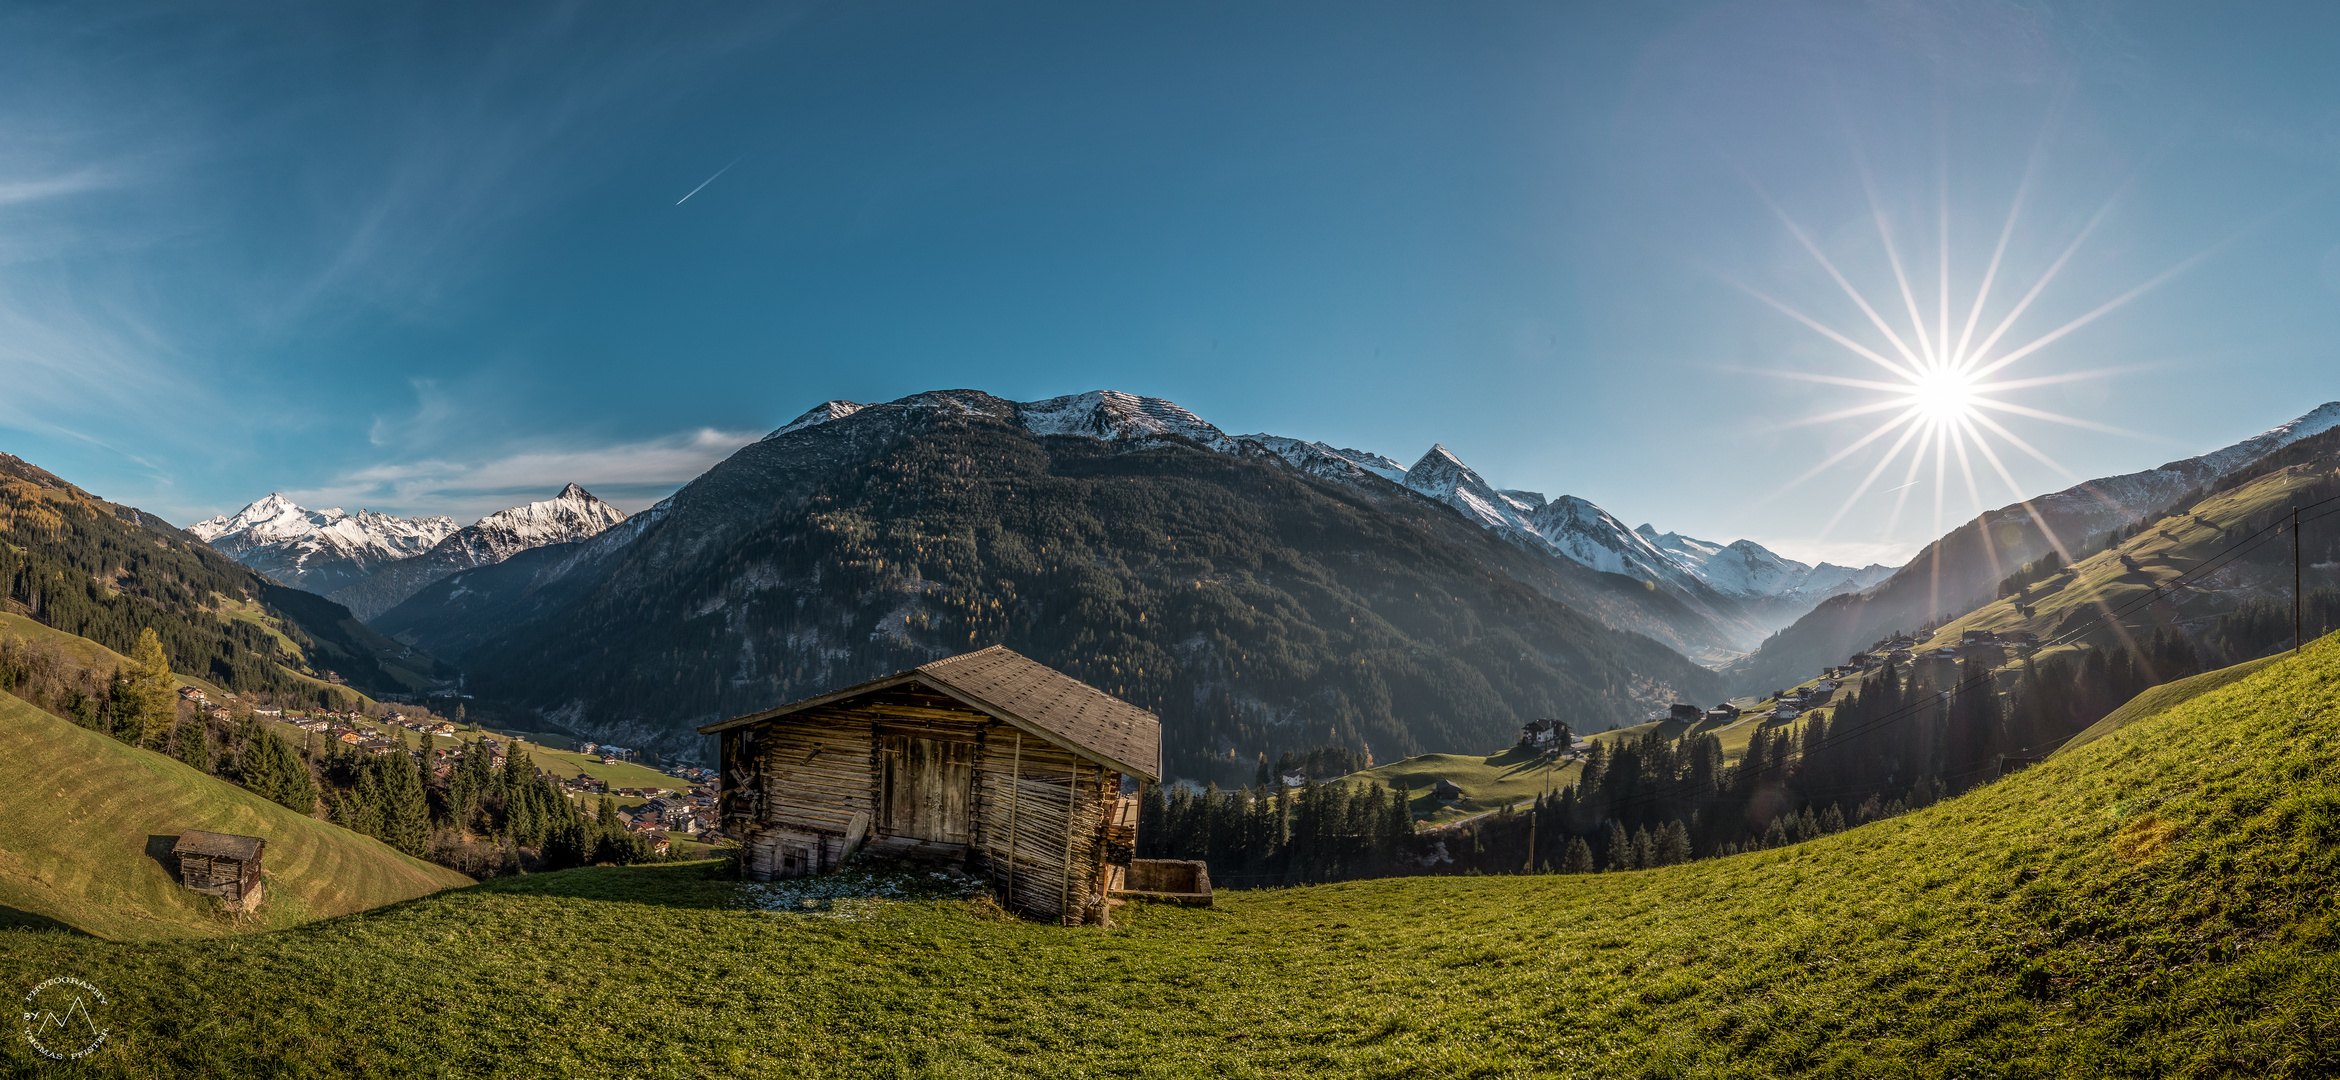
725, 688, 1126, 924
969, 729, 1118, 924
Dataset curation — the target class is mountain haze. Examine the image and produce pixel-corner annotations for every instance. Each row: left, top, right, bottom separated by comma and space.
1723, 401, 2340, 692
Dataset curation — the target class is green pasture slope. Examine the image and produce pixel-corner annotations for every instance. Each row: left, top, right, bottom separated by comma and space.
0, 691, 470, 940
2056, 651, 2288, 756
7, 634, 2340, 1076
1338, 745, 1580, 822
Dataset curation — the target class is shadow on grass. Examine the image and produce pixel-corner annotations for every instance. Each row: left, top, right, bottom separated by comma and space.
462, 859, 744, 909
145, 834, 182, 882
0, 904, 91, 936
458, 857, 989, 914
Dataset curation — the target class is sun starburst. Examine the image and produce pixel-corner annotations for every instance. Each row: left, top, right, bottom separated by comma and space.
1729, 117, 2186, 573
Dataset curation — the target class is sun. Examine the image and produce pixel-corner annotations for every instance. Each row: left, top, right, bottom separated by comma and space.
1722, 129, 2182, 551
1906, 369, 1981, 425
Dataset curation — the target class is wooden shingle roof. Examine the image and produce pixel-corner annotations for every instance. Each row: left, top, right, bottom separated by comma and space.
699, 645, 1160, 780
173, 830, 265, 861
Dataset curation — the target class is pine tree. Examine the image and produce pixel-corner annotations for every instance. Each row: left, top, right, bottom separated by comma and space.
126, 628, 176, 750
172, 717, 213, 772
1562, 835, 1595, 873
1605, 821, 1634, 870
375, 746, 432, 857
1656, 820, 1691, 865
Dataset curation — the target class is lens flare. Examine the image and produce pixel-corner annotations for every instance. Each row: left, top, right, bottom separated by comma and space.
1731, 119, 2185, 570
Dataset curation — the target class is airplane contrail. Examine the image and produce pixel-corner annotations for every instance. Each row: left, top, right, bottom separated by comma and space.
1881, 480, 1926, 493
676, 159, 740, 205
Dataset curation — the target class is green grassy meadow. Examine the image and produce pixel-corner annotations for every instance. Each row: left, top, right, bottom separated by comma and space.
0, 691, 470, 940
1338, 745, 1580, 823
2, 611, 225, 699
2056, 652, 2287, 756
7, 634, 2338, 1076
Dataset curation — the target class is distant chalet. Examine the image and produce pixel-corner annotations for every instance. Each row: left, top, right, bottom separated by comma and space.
173, 830, 266, 910
700, 646, 1161, 925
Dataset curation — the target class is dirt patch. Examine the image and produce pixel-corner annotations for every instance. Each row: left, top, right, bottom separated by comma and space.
2112, 813, 2178, 863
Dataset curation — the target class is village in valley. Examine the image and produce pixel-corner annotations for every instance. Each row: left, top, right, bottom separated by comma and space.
170, 682, 725, 856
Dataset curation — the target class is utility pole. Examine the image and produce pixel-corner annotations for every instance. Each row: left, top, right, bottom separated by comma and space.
2295, 505, 2304, 655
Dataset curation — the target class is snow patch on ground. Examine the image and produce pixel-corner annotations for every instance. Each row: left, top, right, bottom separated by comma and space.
732, 866, 984, 921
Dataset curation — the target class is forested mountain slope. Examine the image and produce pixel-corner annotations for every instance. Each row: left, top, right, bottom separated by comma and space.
376, 391, 1726, 782
7, 632, 2337, 1076
1723, 400, 2340, 693
0, 453, 437, 702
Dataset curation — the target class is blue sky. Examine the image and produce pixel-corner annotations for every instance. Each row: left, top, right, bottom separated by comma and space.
2, 1, 2335, 565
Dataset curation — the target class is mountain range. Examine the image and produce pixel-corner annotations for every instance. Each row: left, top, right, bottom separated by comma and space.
159, 389, 2340, 782
361, 389, 1743, 780
190, 495, 455, 593
194, 486, 629, 622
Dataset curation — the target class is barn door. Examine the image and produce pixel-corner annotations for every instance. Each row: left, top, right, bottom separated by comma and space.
880, 736, 973, 843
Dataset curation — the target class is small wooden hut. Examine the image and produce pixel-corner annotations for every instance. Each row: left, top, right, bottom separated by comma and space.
700, 646, 1159, 924
173, 830, 266, 909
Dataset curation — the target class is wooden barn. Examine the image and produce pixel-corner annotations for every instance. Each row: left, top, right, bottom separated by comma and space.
700, 646, 1159, 924
173, 830, 266, 910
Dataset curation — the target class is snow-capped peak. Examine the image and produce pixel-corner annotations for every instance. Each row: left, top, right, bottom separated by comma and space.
189, 494, 458, 591
766, 400, 866, 440
1016, 390, 1236, 451
1403, 445, 1548, 535
440, 484, 628, 565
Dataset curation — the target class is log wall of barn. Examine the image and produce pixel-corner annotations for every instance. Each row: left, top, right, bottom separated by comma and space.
970, 730, 1118, 925
730, 701, 1124, 924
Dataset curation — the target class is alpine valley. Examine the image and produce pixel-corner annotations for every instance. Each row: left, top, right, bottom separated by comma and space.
160, 389, 2340, 786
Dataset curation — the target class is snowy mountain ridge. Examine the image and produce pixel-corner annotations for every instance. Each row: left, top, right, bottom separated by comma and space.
1636, 525, 1895, 602
320, 484, 629, 621
189, 494, 457, 592
755, 390, 1876, 618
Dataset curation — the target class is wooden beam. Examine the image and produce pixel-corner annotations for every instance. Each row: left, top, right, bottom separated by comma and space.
1061, 758, 1079, 922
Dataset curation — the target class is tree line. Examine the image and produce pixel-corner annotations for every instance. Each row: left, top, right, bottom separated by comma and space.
1135, 594, 2339, 885
1, 624, 658, 877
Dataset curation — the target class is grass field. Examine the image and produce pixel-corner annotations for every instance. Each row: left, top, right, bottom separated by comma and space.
0, 691, 471, 941
1336, 745, 1580, 823
6, 633, 2336, 1076
2055, 651, 2287, 756
2, 610, 225, 698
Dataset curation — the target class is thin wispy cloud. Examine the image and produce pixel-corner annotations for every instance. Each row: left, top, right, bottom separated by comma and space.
282, 426, 762, 523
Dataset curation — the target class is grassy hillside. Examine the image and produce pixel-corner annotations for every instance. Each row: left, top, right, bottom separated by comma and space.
1922, 453, 2338, 663
2055, 651, 2286, 756
1337, 745, 1580, 823
6, 635, 2337, 1075
1346, 710, 1793, 825
0, 691, 469, 940
1, 610, 223, 698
